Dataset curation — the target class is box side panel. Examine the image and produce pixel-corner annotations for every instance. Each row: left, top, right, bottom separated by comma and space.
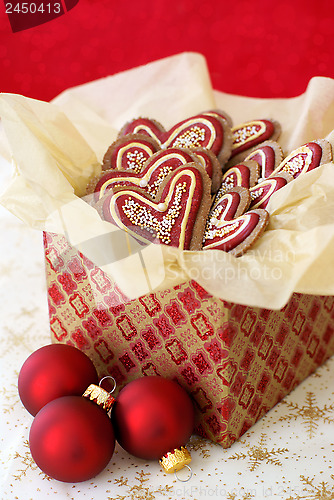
221, 294, 334, 447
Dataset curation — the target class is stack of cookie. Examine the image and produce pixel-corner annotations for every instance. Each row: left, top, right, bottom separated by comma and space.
85, 111, 332, 257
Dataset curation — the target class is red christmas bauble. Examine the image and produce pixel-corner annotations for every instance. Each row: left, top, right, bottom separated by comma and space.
18, 344, 98, 416
112, 376, 195, 460
29, 396, 115, 482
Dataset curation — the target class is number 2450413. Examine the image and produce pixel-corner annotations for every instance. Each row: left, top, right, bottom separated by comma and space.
5, 3, 62, 14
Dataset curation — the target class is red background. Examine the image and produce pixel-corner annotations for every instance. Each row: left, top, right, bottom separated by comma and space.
1, 0, 334, 101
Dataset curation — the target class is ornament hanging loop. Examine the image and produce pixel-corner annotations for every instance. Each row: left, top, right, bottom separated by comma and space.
99, 376, 117, 394
174, 465, 192, 482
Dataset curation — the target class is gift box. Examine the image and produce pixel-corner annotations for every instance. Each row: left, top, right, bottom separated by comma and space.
44, 230, 334, 447
2, 52, 334, 448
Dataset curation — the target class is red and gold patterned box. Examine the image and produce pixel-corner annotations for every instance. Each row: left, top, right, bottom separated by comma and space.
44, 230, 334, 448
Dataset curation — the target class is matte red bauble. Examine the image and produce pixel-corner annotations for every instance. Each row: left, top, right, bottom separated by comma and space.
29, 395, 115, 482
112, 376, 195, 460
18, 344, 98, 416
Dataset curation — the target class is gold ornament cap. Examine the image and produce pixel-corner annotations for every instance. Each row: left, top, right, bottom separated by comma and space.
159, 446, 192, 473
82, 384, 115, 412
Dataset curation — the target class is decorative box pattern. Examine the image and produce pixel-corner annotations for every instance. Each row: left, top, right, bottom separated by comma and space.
44, 231, 334, 447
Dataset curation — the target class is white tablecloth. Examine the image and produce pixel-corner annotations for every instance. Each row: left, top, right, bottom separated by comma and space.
1, 154, 334, 500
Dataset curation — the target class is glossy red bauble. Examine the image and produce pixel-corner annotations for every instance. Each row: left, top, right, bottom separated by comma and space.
18, 344, 99, 416
29, 396, 115, 482
112, 376, 195, 460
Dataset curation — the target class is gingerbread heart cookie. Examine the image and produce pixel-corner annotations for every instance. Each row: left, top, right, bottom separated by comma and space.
88, 148, 199, 203
118, 118, 166, 144
249, 172, 293, 209
213, 160, 260, 206
269, 139, 332, 179
163, 113, 232, 163
208, 186, 251, 222
203, 209, 269, 257
243, 140, 283, 179
102, 133, 160, 172
97, 164, 212, 250
229, 119, 281, 164
118, 111, 233, 165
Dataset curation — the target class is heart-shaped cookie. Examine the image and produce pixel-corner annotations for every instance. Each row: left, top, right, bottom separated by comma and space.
213, 160, 260, 205
163, 113, 232, 163
203, 209, 269, 256
118, 111, 233, 165
208, 186, 251, 222
118, 118, 166, 144
229, 119, 281, 163
88, 148, 199, 202
102, 133, 160, 172
243, 140, 283, 179
269, 139, 332, 179
97, 164, 212, 250
249, 172, 293, 209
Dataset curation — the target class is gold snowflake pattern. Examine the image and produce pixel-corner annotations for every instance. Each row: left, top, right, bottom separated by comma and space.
285, 474, 334, 500
188, 435, 213, 459
226, 493, 256, 500
0, 379, 20, 413
0, 322, 44, 358
228, 433, 289, 471
12, 441, 50, 481
111, 470, 174, 500
279, 392, 334, 438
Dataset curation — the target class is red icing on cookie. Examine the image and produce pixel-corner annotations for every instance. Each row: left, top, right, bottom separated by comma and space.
249, 173, 292, 209
203, 209, 269, 256
213, 161, 260, 205
91, 170, 141, 203
98, 164, 211, 250
191, 148, 214, 179
208, 187, 250, 224
270, 141, 325, 179
93, 149, 196, 202
189, 147, 222, 193
244, 141, 283, 178
201, 109, 233, 127
162, 114, 224, 155
102, 134, 160, 172
231, 120, 278, 158
119, 118, 165, 144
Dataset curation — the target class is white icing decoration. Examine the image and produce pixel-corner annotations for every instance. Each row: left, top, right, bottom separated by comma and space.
157, 202, 167, 212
